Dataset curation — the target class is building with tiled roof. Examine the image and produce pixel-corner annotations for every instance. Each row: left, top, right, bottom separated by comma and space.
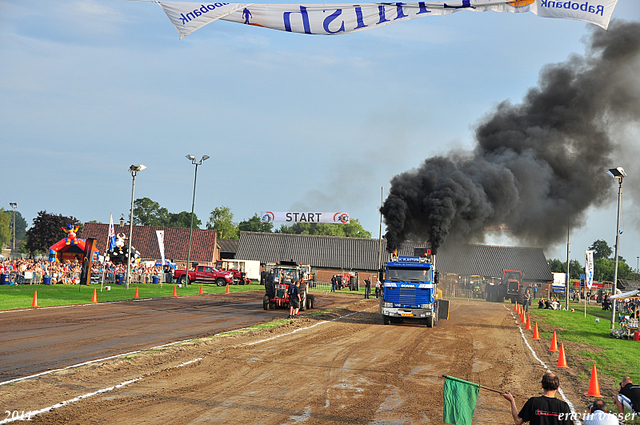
81, 223, 218, 267
236, 232, 552, 283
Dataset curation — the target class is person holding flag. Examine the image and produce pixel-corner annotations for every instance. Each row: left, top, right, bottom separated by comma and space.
501, 372, 573, 424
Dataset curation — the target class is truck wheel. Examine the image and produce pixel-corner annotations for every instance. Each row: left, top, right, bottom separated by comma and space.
426, 316, 434, 328
263, 295, 270, 310
179, 276, 186, 285
216, 278, 226, 287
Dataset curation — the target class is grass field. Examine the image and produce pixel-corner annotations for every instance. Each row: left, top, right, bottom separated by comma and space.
0, 282, 366, 310
528, 301, 639, 388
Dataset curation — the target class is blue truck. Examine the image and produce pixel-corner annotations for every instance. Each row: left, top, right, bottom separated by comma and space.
379, 254, 448, 327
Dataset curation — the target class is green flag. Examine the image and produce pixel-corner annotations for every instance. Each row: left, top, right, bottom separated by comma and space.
443, 375, 480, 425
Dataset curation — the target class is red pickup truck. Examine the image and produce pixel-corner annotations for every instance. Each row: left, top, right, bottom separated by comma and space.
173, 265, 233, 286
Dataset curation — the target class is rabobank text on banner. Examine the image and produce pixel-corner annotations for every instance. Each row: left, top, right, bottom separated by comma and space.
260, 211, 351, 224
154, 0, 619, 39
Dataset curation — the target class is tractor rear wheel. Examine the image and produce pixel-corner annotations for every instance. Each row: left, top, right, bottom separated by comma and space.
263, 295, 270, 310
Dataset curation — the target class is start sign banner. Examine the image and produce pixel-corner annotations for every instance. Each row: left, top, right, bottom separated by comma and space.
260, 211, 350, 224
154, 0, 619, 39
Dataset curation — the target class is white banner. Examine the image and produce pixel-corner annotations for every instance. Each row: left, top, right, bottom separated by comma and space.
156, 230, 166, 265
260, 211, 350, 224
585, 249, 594, 289
154, 0, 618, 39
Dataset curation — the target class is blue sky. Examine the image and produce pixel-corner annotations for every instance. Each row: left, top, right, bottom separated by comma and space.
1, 0, 639, 264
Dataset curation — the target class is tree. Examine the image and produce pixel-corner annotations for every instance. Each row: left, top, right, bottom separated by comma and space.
132, 198, 200, 229
133, 197, 169, 226
206, 206, 239, 240
2, 210, 27, 242
24, 211, 79, 256
238, 214, 273, 233
593, 257, 632, 282
589, 239, 612, 260
0, 209, 10, 248
277, 218, 372, 238
167, 211, 201, 229
546, 259, 582, 279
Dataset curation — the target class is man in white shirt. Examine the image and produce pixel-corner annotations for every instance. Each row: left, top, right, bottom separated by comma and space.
584, 399, 619, 425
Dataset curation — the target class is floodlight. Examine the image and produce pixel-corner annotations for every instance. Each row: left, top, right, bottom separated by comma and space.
129, 164, 147, 172
201, 155, 210, 161
186, 155, 196, 161
608, 167, 626, 178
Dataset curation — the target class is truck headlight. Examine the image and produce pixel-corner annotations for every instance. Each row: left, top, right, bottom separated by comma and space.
422, 303, 433, 309
384, 302, 393, 308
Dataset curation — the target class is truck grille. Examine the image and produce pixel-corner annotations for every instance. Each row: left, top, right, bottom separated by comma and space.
386, 287, 430, 307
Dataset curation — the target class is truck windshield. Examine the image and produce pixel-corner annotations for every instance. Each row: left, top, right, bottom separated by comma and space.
504, 271, 521, 281
386, 267, 431, 283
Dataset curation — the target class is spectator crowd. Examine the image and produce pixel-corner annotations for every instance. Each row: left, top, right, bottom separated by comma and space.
0, 258, 165, 285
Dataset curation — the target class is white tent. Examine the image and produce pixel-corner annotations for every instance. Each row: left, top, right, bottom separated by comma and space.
610, 289, 640, 300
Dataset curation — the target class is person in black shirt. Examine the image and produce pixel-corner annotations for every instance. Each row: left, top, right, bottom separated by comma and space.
501, 372, 573, 424
364, 278, 371, 299
616, 376, 640, 416
288, 280, 300, 319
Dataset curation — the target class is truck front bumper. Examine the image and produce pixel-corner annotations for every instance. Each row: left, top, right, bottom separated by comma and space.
382, 308, 433, 318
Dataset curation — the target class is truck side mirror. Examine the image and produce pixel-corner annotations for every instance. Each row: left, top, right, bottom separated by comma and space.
434, 271, 440, 284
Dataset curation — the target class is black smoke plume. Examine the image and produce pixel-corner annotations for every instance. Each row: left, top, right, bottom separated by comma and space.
381, 20, 640, 254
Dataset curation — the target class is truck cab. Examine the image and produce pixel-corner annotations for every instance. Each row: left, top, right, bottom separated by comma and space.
380, 255, 442, 327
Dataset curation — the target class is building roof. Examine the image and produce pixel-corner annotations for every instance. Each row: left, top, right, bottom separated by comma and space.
218, 239, 238, 255
434, 243, 553, 282
236, 232, 552, 281
618, 279, 640, 291
81, 223, 217, 263
236, 232, 383, 270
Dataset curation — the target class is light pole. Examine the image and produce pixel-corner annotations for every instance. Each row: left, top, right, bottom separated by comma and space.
126, 165, 146, 290
9, 203, 17, 255
607, 166, 626, 332
185, 155, 209, 285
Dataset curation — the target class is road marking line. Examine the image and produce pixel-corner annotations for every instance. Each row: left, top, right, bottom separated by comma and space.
0, 378, 141, 424
504, 306, 582, 425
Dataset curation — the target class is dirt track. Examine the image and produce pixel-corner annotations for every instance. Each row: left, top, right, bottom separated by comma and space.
1, 297, 592, 424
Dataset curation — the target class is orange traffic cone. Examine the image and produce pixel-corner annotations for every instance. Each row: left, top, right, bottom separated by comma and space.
549, 330, 558, 351
134, 286, 139, 299
32, 291, 39, 308
525, 314, 532, 330
225, 283, 230, 294
199, 284, 203, 295
585, 364, 602, 397
557, 343, 569, 368
514, 301, 519, 312
172, 285, 177, 297
91, 288, 97, 303
532, 322, 541, 340
520, 311, 526, 324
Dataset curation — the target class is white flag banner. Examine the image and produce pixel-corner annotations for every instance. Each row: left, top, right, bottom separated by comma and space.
154, 0, 618, 39
156, 230, 166, 265
261, 211, 350, 224
585, 249, 594, 289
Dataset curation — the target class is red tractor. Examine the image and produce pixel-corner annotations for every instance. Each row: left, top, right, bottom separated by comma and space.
263, 261, 314, 310
486, 269, 525, 303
